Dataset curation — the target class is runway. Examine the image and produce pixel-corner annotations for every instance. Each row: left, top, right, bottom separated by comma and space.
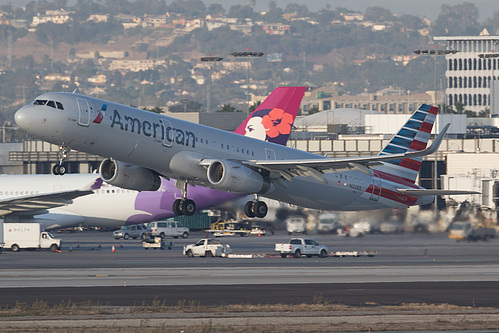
1, 231, 498, 308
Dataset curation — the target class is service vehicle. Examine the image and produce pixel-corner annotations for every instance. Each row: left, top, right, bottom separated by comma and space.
205, 220, 250, 237
113, 224, 148, 240
449, 222, 496, 241
183, 238, 232, 257
275, 238, 328, 258
317, 212, 340, 234
142, 233, 172, 250
249, 227, 266, 236
1, 222, 61, 252
147, 220, 189, 238
286, 216, 306, 235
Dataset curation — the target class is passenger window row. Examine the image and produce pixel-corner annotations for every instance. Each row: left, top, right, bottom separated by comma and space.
195, 137, 256, 157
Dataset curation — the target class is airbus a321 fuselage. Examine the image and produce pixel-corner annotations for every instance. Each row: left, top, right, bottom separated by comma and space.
15, 88, 465, 218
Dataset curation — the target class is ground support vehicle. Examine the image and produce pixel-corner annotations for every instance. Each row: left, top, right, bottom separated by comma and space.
147, 221, 189, 239
449, 222, 496, 241
1, 222, 61, 252
205, 220, 250, 237
113, 224, 148, 240
275, 238, 328, 258
332, 250, 377, 257
183, 238, 232, 257
142, 233, 172, 250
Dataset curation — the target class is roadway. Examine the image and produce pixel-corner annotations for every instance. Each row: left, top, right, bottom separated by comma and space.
1, 231, 499, 307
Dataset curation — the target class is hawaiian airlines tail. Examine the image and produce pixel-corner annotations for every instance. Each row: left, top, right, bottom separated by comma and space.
374, 104, 438, 184
235, 86, 306, 145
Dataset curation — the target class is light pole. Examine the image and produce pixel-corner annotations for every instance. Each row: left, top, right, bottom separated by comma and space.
413, 48, 458, 220
200, 56, 223, 113
231, 50, 264, 115
478, 51, 499, 116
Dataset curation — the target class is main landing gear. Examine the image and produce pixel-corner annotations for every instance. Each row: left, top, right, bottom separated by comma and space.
52, 144, 70, 175
244, 195, 268, 218
172, 180, 196, 216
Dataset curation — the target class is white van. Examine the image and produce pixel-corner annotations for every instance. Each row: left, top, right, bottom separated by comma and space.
147, 221, 189, 238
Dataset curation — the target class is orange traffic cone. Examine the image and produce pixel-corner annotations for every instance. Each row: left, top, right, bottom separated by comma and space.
258, 231, 261, 237
112, 245, 115, 253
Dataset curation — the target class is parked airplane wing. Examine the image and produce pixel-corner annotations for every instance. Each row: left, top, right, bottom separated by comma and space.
0, 190, 95, 216
244, 123, 450, 182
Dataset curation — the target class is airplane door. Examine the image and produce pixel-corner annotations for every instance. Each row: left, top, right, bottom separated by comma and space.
369, 172, 381, 202
265, 148, 276, 160
76, 98, 90, 127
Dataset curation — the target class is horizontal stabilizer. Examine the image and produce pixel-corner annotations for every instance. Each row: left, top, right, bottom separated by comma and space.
246, 123, 451, 176
397, 189, 481, 197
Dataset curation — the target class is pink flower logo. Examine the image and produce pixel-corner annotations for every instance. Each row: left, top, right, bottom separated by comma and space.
261, 108, 293, 138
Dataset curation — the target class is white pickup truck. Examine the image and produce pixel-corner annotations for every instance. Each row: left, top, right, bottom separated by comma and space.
275, 238, 328, 258
183, 238, 232, 257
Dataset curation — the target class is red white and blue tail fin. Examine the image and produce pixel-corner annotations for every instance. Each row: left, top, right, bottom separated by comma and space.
373, 104, 439, 184
234, 86, 306, 146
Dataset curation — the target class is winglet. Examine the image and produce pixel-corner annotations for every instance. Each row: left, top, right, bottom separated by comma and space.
405, 123, 450, 159
80, 177, 104, 191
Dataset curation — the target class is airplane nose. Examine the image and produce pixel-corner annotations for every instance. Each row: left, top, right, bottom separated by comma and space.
15, 105, 35, 130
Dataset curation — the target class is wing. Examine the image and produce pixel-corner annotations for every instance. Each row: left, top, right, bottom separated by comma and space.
0, 190, 95, 216
242, 123, 451, 184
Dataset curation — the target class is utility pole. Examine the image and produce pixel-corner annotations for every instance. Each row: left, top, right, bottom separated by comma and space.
200, 56, 223, 113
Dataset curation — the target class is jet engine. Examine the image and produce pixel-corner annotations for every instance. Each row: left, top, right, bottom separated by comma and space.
169, 151, 210, 183
207, 160, 270, 194
99, 158, 161, 192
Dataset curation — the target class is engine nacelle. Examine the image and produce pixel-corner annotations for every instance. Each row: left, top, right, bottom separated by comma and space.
99, 158, 161, 192
169, 151, 210, 183
207, 160, 270, 194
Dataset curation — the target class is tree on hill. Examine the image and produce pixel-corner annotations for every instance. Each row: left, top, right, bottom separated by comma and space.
217, 104, 241, 112
432, 2, 481, 36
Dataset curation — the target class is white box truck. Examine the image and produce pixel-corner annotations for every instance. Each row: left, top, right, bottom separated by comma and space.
1, 223, 61, 252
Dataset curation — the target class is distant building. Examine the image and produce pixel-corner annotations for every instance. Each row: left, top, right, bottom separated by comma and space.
341, 13, 365, 21
301, 86, 434, 115
262, 24, 290, 35
108, 59, 166, 72
435, 32, 499, 114
32, 10, 72, 26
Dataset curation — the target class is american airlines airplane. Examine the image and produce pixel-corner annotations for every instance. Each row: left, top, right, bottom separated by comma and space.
6, 87, 304, 229
15, 87, 475, 218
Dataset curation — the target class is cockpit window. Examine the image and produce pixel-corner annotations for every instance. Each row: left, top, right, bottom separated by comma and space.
32, 99, 64, 110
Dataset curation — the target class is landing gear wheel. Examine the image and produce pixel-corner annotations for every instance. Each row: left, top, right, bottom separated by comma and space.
244, 201, 256, 218
173, 199, 183, 216
52, 164, 66, 175
181, 199, 196, 216
254, 201, 268, 218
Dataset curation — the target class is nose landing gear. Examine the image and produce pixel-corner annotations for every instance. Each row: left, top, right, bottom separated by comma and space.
172, 180, 196, 216
53, 145, 71, 175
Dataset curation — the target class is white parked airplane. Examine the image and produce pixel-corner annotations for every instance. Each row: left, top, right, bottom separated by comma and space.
15, 88, 476, 218
7, 87, 305, 229
0, 173, 232, 230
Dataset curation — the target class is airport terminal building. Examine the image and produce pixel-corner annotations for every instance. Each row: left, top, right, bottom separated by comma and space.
435, 33, 499, 114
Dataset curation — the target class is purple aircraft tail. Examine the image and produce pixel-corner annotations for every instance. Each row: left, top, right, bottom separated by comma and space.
234, 86, 306, 146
